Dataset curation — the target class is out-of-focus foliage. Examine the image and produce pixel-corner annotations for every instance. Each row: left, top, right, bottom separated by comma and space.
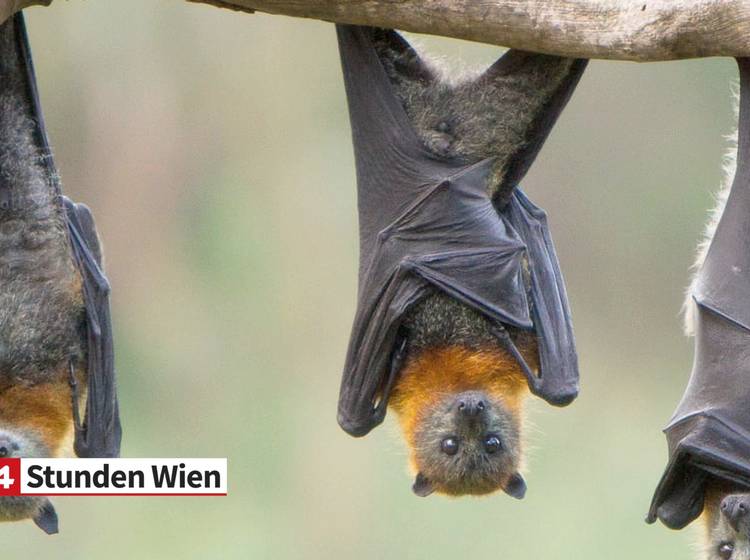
3, 1, 737, 557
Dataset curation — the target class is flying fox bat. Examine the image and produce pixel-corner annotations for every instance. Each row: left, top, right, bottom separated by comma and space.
335, 25, 586, 497
647, 58, 750, 543
0, 12, 121, 533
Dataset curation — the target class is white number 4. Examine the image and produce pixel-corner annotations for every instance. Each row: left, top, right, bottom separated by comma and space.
0, 465, 15, 489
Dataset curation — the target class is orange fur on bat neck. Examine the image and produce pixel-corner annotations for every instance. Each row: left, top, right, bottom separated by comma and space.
0, 369, 77, 456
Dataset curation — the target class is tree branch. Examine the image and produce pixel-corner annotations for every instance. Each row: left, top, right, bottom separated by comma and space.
187, 0, 750, 62
0, 0, 50, 26
4, 0, 750, 61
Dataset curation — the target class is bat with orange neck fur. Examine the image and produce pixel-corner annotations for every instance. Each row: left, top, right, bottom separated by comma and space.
390, 312, 534, 498
0, 12, 121, 533
648, 59, 750, 541
335, 26, 586, 497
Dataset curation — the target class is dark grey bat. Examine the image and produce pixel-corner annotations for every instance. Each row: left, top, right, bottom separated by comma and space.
0, 11, 121, 534
334, 25, 586, 438
648, 57, 750, 530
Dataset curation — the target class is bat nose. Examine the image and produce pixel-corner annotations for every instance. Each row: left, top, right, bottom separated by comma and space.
721, 496, 750, 531
456, 391, 487, 417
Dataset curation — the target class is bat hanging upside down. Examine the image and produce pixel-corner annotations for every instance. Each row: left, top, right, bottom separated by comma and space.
335, 26, 587, 498
647, 58, 750, 560
0, 12, 121, 533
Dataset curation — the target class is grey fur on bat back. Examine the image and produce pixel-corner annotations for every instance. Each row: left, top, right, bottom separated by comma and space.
0, 21, 85, 383
372, 30, 580, 206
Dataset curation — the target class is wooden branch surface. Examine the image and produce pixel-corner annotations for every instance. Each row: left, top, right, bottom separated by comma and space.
3, 0, 750, 61
0, 0, 50, 27
186, 0, 750, 61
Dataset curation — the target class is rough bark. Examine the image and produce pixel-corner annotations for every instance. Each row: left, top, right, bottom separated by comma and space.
3, 0, 750, 61
0, 0, 50, 27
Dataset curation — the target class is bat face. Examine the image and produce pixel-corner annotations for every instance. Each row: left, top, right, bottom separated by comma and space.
703, 491, 750, 560
390, 332, 531, 498
0, 379, 71, 533
410, 390, 525, 497
0, 427, 50, 523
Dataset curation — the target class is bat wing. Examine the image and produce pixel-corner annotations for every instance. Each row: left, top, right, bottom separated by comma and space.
338, 159, 533, 435
646, 305, 750, 529
502, 190, 579, 405
64, 198, 122, 458
336, 25, 581, 436
13, 12, 121, 458
648, 58, 750, 529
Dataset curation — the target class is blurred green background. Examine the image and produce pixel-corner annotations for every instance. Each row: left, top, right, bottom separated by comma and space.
3, 1, 738, 557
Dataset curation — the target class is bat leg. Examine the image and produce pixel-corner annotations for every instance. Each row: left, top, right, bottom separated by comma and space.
491, 324, 538, 384
67, 360, 84, 436
32, 499, 58, 535
377, 330, 408, 411
389, 332, 408, 381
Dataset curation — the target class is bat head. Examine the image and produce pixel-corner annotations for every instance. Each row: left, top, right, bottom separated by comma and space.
409, 390, 525, 498
0, 377, 70, 533
388, 308, 531, 498
0, 427, 57, 531
702, 483, 750, 560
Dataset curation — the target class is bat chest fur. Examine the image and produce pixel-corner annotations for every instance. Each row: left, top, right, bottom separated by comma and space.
0, 62, 83, 382
0, 95, 84, 382
403, 292, 501, 353
0, 211, 83, 382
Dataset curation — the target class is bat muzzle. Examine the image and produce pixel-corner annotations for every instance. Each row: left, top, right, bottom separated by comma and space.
455, 391, 487, 418
722, 495, 750, 533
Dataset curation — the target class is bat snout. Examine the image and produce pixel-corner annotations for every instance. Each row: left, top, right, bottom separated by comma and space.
721, 495, 750, 532
454, 391, 488, 418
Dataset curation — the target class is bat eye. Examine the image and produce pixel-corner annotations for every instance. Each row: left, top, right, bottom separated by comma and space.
484, 435, 502, 454
718, 542, 734, 560
441, 437, 459, 456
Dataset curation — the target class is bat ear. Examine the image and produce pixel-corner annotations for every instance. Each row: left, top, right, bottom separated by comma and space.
503, 472, 527, 500
412, 472, 435, 497
33, 499, 59, 535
